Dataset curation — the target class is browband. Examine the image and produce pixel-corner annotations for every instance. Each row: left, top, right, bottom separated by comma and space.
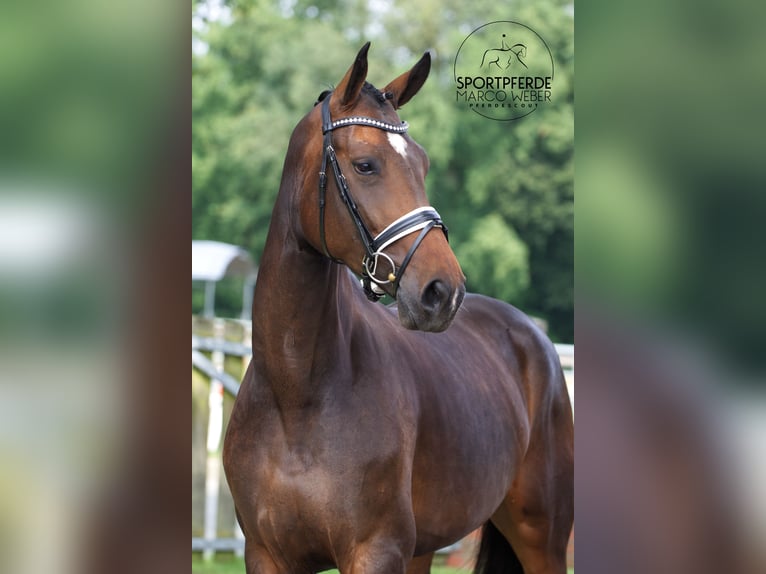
324, 115, 409, 134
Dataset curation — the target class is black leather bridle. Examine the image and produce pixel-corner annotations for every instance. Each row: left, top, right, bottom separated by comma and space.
317, 92, 448, 301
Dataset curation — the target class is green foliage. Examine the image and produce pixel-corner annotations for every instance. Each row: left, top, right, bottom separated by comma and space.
192, 0, 573, 340
455, 214, 530, 303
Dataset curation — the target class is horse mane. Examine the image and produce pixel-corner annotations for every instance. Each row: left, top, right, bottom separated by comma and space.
314, 82, 393, 107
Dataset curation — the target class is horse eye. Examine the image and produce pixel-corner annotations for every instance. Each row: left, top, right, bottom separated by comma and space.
353, 161, 377, 175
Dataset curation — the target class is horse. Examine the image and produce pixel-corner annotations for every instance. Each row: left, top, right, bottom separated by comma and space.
223, 42, 573, 574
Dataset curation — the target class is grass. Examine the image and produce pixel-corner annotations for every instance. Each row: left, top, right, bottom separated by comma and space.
192, 555, 573, 573
192, 555, 244, 574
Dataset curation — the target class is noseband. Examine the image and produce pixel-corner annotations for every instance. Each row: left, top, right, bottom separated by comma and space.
317, 92, 448, 301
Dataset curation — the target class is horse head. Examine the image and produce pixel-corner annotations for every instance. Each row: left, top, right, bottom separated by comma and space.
295, 43, 465, 332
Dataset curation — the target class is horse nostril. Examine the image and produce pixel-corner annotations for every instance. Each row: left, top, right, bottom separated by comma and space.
421, 279, 451, 313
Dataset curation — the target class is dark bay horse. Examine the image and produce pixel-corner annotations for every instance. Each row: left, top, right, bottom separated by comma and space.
223, 43, 573, 574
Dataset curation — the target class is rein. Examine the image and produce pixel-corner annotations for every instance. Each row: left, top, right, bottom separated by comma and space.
318, 92, 448, 301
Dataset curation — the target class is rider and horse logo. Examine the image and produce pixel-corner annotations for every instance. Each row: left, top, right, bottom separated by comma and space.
454, 21, 554, 121
480, 33, 528, 70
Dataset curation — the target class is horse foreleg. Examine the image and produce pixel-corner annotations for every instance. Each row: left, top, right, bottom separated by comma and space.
341, 542, 410, 574
405, 552, 434, 574
243, 543, 280, 574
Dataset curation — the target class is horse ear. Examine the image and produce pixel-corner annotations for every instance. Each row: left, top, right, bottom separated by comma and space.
383, 51, 431, 109
335, 42, 370, 108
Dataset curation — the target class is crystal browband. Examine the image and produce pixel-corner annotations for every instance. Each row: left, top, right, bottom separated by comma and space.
324, 116, 409, 134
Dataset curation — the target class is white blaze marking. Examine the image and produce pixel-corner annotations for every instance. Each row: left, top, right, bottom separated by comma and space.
387, 132, 408, 158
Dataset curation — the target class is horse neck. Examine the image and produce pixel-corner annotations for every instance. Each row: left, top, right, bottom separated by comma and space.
250, 176, 354, 409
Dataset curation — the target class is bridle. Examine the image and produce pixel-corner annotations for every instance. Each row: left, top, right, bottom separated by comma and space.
317, 91, 448, 302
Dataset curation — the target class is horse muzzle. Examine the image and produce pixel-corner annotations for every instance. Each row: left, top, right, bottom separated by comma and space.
397, 276, 465, 332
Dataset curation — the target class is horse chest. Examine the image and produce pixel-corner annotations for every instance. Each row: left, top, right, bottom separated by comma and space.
246, 397, 412, 507
239, 416, 410, 564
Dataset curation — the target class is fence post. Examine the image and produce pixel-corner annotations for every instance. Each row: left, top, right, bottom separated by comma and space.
232, 320, 251, 558
203, 319, 226, 561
